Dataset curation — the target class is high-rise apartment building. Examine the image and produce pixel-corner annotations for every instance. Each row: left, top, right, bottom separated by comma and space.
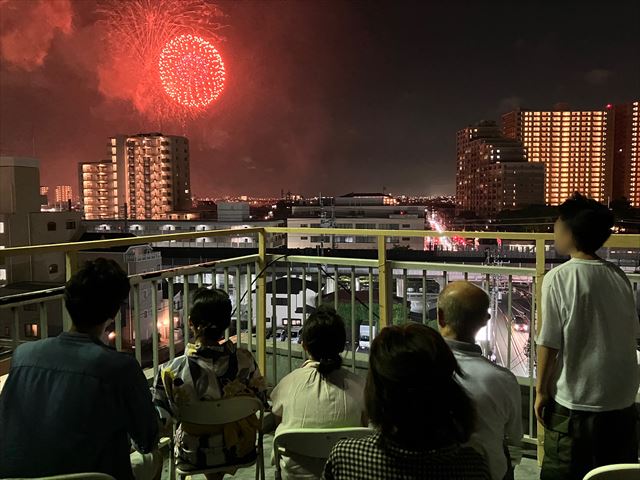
80, 132, 192, 220
78, 160, 119, 219
611, 101, 640, 207
456, 121, 545, 216
54, 185, 73, 204
502, 105, 613, 205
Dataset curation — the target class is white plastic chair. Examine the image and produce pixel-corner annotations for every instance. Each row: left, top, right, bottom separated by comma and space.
583, 464, 640, 480
273, 427, 375, 480
169, 396, 265, 480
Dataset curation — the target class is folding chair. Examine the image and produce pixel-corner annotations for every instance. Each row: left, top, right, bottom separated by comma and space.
169, 396, 265, 480
583, 463, 640, 480
273, 427, 375, 480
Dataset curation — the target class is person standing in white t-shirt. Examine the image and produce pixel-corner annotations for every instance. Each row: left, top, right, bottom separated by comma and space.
536, 193, 640, 480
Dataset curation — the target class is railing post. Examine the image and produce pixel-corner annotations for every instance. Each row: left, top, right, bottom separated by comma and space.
38, 301, 48, 339
168, 279, 175, 360
534, 238, 545, 333
11, 307, 19, 352
256, 230, 267, 376
133, 283, 142, 365
535, 237, 546, 465
151, 280, 159, 377
63, 251, 79, 331
377, 236, 392, 328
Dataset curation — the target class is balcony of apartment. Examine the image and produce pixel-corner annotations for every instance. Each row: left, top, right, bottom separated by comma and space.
0, 227, 638, 479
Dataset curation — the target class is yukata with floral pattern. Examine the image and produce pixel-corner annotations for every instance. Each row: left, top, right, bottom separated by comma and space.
153, 340, 268, 469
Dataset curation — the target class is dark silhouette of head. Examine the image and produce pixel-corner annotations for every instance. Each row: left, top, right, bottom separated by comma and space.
555, 193, 614, 255
64, 258, 130, 332
365, 323, 475, 449
189, 287, 232, 343
302, 305, 346, 376
438, 281, 490, 343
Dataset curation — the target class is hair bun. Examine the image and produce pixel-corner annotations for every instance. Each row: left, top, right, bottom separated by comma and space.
317, 355, 342, 376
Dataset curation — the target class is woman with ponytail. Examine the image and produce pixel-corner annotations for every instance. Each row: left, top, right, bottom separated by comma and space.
324, 323, 491, 480
271, 305, 366, 479
153, 287, 268, 479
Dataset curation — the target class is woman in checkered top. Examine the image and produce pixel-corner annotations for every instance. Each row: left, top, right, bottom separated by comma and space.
324, 323, 490, 479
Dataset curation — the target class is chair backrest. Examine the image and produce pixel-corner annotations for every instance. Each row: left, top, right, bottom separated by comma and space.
176, 396, 263, 426
274, 427, 375, 459
583, 464, 640, 480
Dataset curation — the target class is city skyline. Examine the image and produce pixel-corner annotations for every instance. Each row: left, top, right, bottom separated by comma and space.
1, 1, 639, 197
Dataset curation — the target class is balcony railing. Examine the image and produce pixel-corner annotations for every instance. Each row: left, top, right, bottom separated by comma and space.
1, 227, 638, 445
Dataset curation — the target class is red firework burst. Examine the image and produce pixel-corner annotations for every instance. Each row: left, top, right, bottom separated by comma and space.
98, 0, 226, 122
159, 34, 226, 109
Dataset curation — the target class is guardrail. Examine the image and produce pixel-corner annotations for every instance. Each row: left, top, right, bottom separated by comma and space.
1, 227, 638, 443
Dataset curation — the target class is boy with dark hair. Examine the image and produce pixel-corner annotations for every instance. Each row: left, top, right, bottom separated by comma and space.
535, 193, 640, 480
0, 258, 159, 479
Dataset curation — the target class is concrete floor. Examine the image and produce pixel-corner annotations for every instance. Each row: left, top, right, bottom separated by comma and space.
161, 432, 541, 480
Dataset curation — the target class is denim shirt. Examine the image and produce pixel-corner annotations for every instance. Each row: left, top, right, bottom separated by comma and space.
0, 332, 158, 479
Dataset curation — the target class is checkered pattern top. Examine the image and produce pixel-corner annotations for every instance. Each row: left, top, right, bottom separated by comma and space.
323, 432, 490, 480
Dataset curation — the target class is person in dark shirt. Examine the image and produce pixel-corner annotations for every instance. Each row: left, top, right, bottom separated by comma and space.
324, 323, 490, 480
0, 258, 159, 479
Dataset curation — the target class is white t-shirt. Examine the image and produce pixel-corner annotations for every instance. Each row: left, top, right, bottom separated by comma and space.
446, 339, 523, 480
271, 361, 366, 480
537, 258, 640, 412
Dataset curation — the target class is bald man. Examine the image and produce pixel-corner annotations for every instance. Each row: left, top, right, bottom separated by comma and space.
438, 281, 523, 480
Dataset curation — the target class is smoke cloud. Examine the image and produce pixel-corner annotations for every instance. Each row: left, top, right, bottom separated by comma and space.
0, 0, 73, 71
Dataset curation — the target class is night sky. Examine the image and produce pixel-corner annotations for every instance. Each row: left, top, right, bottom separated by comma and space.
1, 0, 638, 197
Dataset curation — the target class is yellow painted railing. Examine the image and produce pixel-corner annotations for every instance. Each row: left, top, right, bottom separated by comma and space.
1, 227, 639, 375
1, 226, 638, 449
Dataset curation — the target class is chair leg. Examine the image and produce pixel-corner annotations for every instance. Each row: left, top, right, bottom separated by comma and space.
255, 434, 263, 480
170, 441, 176, 480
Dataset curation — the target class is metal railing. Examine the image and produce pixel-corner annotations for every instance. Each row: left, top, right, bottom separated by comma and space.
1, 227, 638, 443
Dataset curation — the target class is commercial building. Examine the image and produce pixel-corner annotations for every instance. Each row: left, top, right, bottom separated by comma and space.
0, 157, 81, 340
78, 160, 119, 219
611, 101, 640, 207
217, 202, 250, 222
456, 121, 544, 216
0, 157, 81, 285
79, 132, 192, 220
287, 216, 425, 250
54, 185, 73, 204
502, 104, 613, 205
287, 193, 426, 250
82, 219, 286, 249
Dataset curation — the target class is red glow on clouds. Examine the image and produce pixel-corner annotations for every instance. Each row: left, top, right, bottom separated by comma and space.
159, 34, 225, 110
97, 0, 226, 123
0, 0, 72, 71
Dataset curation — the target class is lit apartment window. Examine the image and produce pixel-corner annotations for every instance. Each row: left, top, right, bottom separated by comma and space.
0, 221, 4, 234
0, 268, 6, 281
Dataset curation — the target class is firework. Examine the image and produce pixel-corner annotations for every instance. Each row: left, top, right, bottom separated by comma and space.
159, 34, 225, 110
98, 0, 226, 122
